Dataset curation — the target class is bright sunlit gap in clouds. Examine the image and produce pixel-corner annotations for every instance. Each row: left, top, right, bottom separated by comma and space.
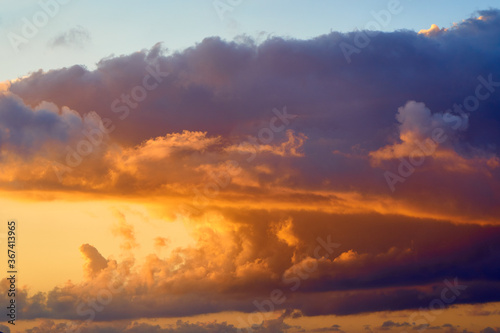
0, 195, 194, 293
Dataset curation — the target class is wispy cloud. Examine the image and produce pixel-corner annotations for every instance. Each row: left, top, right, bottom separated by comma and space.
48, 25, 91, 49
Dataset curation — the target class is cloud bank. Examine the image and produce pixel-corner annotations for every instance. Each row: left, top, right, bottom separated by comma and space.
1, 8, 500, 329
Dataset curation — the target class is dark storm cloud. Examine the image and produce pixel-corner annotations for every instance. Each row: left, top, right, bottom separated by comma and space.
4, 10, 500, 217
0, 93, 84, 155
9, 10, 500, 151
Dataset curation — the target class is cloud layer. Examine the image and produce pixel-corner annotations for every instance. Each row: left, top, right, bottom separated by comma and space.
1, 8, 500, 330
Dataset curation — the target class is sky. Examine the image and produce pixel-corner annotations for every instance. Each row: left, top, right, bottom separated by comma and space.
1, 0, 500, 79
1, 1, 500, 333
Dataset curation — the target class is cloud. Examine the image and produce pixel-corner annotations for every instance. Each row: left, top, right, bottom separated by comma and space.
418, 24, 443, 37
225, 129, 307, 157
79, 244, 108, 278
311, 324, 344, 332
481, 328, 500, 333
112, 211, 138, 250
369, 101, 468, 164
378, 320, 410, 330
3, 209, 500, 322
0, 80, 10, 92
2, 10, 499, 224
48, 26, 91, 49
0, 323, 11, 333
154, 237, 170, 252
25, 319, 243, 333
0, 7, 500, 326
466, 304, 500, 316
0, 93, 86, 155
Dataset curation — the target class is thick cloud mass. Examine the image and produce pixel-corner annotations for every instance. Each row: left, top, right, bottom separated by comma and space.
1, 8, 500, 328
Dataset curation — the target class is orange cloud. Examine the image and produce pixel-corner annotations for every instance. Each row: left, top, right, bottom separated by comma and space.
112, 212, 138, 251
418, 24, 443, 37
79, 244, 108, 278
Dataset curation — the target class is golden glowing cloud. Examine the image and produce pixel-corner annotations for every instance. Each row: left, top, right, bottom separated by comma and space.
418, 23, 442, 36
0, 80, 11, 92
